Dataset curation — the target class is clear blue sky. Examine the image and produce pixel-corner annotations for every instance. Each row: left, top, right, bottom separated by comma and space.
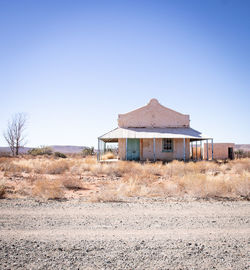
0, 0, 249, 147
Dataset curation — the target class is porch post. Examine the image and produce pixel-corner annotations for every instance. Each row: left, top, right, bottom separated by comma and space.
191, 141, 193, 160
97, 138, 100, 161
183, 138, 186, 161
196, 141, 197, 161
211, 139, 214, 160
125, 138, 128, 161
153, 138, 156, 162
206, 139, 208, 160
200, 141, 203, 160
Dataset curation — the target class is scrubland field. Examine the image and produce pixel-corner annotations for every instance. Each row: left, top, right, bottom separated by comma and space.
0, 156, 249, 269
0, 156, 249, 201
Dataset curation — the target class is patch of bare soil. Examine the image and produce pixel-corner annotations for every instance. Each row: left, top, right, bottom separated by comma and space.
0, 199, 249, 269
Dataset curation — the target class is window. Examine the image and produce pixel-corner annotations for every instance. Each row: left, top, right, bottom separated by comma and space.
162, 139, 173, 152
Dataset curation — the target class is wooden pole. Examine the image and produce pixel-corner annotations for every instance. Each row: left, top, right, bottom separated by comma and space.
206, 139, 208, 160
125, 138, 128, 161
153, 138, 156, 162
196, 141, 197, 161
212, 139, 214, 160
200, 141, 202, 160
183, 138, 186, 161
191, 141, 193, 160
97, 139, 100, 161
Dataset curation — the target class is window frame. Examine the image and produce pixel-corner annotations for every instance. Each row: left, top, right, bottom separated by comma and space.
162, 138, 173, 152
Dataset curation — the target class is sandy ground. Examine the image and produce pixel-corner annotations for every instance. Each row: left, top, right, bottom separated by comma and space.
0, 198, 249, 270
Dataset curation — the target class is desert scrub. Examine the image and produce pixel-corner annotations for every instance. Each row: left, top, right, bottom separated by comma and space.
33, 159, 70, 174
0, 159, 32, 173
54, 152, 67, 158
60, 177, 85, 190
0, 181, 6, 198
0, 156, 249, 201
28, 146, 53, 156
101, 152, 116, 160
90, 186, 122, 202
32, 179, 65, 199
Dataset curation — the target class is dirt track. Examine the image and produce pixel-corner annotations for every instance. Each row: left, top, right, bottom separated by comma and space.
0, 198, 249, 269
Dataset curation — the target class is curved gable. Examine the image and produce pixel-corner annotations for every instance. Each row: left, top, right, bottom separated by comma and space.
118, 99, 190, 128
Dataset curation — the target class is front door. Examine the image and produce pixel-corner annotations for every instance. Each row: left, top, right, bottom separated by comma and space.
127, 139, 140, 161
228, 147, 233, 160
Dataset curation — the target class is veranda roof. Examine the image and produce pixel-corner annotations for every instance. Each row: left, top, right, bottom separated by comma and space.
99, 127, 212, 142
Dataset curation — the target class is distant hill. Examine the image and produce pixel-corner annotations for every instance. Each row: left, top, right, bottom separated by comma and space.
0, 145, 87, 154
235, 144, 250, 152
50, 145, 85, 154
0, 147, 31, 154
1, 144, 249, 155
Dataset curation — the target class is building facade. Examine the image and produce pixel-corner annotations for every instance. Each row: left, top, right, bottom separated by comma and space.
98, 99, 212, 161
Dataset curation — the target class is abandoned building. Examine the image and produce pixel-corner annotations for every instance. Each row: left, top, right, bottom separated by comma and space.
204, 143, 235, 160
98, 98, 218, 162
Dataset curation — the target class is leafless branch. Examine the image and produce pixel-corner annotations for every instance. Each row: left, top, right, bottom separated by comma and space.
3, 113, 28, 156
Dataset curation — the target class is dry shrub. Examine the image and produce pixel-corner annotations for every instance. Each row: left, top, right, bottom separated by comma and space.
32, 159, 70, 174
111, 161, 145, 177
44, 160, 70, 174
0, 156, 249, 201
175, 174, 228, 198
0, 157, 73, 175
109, 160, 250, 200
69, 157, 97, 175
101, 152, 116, 160
90, 186, 122, 202
232, 171, 250, 198
231, 159, 250, 173
116, 167, 159, 197
84, 156, 97, 165
0, 159, 32, 173
14, 181, 32, 197
0, 182, 6, 198
60, 177, 84, 190
32, 178, 65, 199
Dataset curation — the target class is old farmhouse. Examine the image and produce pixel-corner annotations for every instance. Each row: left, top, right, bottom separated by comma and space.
98, 99, 214, 162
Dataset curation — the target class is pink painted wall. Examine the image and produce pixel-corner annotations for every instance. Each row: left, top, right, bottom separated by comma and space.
118, 138, 126, 160
118, 99, 189, 128
118, 138, 190, 161
203, 143, 235, 160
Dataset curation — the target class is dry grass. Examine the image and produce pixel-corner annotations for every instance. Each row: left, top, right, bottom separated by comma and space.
90, 186, 122, 202
101, 152, 116, 160
60, 177, 85, 190
0, 156, 249, 201
0, 181, 6, 198
32, 179, 65, 200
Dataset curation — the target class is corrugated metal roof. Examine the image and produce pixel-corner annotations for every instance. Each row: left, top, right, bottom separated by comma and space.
99, 127, 212, 142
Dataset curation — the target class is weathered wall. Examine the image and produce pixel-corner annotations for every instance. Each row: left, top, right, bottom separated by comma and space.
118, 138, 126, 160
142, 138, 190, 161
141, 139, 153, 160
118, 138, 190, 161
203, 143, 235, 160
118, 99, 190, 128
173, 139, 190, 160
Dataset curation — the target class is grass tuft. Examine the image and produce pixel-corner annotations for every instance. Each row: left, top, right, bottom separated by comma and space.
32, 178, 65, 200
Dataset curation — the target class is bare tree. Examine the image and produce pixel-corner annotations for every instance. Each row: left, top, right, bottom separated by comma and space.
4, 113, 27, 156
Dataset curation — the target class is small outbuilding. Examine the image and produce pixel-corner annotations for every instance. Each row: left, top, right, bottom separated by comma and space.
204, 143, 235, 160
98, 99, 214, 162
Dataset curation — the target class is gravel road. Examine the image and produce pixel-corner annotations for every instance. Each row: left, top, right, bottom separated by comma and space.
0, 198, 249, 269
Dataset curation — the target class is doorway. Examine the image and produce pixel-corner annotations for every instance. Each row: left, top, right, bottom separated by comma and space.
127, 139, 140, 161
228, 147, 234, 160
